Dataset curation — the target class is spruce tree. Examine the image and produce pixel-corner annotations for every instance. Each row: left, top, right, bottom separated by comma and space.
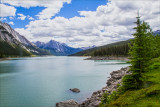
123, 13, 152, 89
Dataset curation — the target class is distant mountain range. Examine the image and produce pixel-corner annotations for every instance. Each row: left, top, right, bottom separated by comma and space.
81, 45, 96, 50
0, 21, 50, 57
1, 21, 158, 57
153, 30, 160, 35
0, 21, 95, 57
33, 40, 96, 56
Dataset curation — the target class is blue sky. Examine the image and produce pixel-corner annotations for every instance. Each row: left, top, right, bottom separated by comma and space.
54, 0, 107, 18
0, 0, 159, 47
1, 0, 108, 28
5, 6, 46, 28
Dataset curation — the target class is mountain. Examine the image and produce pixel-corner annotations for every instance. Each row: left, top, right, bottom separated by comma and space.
81, 45, 96, 50
70, 40, 130, 56
0, 21, 51, 57
33, 40, 83, 56
153, 30, 160, 35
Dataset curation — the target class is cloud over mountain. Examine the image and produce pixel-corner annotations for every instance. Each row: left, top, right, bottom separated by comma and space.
1, 0, 160, 48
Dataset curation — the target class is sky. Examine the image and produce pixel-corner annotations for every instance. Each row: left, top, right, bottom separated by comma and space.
0, 0, 160, 48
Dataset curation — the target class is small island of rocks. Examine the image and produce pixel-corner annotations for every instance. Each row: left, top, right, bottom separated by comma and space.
70, 88, 80, 93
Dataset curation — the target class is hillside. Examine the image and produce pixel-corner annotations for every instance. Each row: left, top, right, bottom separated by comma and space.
71, 39, 130, 56
100, 57, 160, 107
0, 21, 51, 58
71, 29, 159, 57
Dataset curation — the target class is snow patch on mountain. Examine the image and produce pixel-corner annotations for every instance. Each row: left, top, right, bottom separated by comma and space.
34, 40, 79, 56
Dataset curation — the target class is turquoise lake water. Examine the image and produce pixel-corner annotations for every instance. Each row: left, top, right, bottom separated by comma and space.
0, 56, 129, 107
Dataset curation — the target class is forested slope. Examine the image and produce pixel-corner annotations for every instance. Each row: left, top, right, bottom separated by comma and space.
71, 39, 130, 56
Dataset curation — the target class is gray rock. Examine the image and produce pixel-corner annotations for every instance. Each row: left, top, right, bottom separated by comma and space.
57, 67, 130, 107
112, 74, 122, 79
107, 78, 116, 86
56, 100, 79, 107
79, 66, 130, 107
70, 88, 80, 93
88, 101, 101, 107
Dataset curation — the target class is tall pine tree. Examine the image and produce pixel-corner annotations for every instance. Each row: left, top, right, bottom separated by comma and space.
123, 12, 152, 89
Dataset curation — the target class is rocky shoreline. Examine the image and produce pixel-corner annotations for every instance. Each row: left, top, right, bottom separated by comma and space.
56, 66, 130, 107
84, 56, 129, 61
0, 58, 10, 61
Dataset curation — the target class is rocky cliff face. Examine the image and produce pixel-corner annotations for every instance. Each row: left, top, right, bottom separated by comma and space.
0, 21, 50, 56
0, 21, 33, 46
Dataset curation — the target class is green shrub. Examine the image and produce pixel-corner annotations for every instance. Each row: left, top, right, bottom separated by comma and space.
122, 74, 139, 91
100, 89, 122, 106
149, 62, 160, 70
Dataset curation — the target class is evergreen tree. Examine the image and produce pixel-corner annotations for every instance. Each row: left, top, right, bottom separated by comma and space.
124, 13, 153, 89
150, 34, 160, 58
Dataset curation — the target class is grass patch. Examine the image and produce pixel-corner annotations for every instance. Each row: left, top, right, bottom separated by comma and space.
100, 57, 160, 107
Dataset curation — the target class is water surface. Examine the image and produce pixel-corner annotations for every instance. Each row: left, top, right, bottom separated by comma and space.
0, 56, 129, 107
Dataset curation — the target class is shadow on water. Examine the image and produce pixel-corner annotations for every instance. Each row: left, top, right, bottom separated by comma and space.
0, 64, 18, 74
0, 59, 25, 74
94, 60, 128, 65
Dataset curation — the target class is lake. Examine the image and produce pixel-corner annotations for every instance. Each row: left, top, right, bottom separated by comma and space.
0, 56, 129, 107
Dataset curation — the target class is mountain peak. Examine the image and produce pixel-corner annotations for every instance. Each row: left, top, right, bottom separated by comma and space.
153, 30, 160, 35
34, 40, 82, 56
0, 22, 51, 56
0, 21, 33, 46
81, 45, 96, 50
49, 40, 57, 43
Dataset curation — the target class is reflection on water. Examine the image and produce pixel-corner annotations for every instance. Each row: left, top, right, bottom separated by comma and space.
94, 60, 127, 65
0, 56, 129, 107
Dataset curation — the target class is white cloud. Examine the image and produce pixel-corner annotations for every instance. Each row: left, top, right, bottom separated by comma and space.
1, 0, 39, 8
36, 1, 71, 19
9, 21, 14, 25
29, 17, 34, 20
9, 16, 14, 20
7, 0, 160, 48
1, 0, 71, 19
15, 28, 33, 40
17, 13, 26, 20
0, 17, 7, 21
0, 4, 16, 17
27, 15, 34, 20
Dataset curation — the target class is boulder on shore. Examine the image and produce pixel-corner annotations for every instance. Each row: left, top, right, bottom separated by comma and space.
56, 67, 130, 107
56, 100, 79, 107
70, 88, 80, 93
